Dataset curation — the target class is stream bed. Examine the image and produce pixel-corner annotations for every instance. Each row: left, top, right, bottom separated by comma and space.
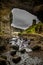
3, 50, 42, 65
2, 38, 43, 65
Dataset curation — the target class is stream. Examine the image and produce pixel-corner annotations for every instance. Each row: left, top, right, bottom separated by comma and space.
2, 37, 43, 65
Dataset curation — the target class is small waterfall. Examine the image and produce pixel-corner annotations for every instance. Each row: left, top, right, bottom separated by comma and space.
10, 38, 32, 52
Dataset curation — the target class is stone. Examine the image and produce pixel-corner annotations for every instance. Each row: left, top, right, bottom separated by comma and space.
11, 45, 19, 50
32, 45, 41, 51
20, 49, 26, 54
10, 50, 16, 56
12, 56, 21, 64
0, 58, 7, 65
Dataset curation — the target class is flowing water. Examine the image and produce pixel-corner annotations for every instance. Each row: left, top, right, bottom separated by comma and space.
3, 38, 43, 65
3, 50, 42, 65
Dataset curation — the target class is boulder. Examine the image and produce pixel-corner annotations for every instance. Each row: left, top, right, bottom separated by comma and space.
20, 49, 26, 54
0, 45, 6, 52
32, 45, 41, 51
10, 50, 16, 56
11, 45, 19, 50
12, 56, 21, 64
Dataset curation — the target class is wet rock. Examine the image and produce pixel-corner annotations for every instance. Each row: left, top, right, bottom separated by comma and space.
38, 62, 43, 65
32, 45, 41, 51
0, 58, 7, 65
10, 50, 16, 56
0, 45, 6, 51
28, 42, 31, 45
20, 49, 26, 54
12, 56, 21, 64
30, 38, 34, 41
0, 55, 7, 60
11, 45, 19, 50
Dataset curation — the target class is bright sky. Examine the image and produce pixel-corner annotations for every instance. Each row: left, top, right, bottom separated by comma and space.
11, 8, 39, 30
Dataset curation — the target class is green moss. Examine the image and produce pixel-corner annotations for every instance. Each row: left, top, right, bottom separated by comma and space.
19, 22, 43, 35
23, 25, 36, 34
